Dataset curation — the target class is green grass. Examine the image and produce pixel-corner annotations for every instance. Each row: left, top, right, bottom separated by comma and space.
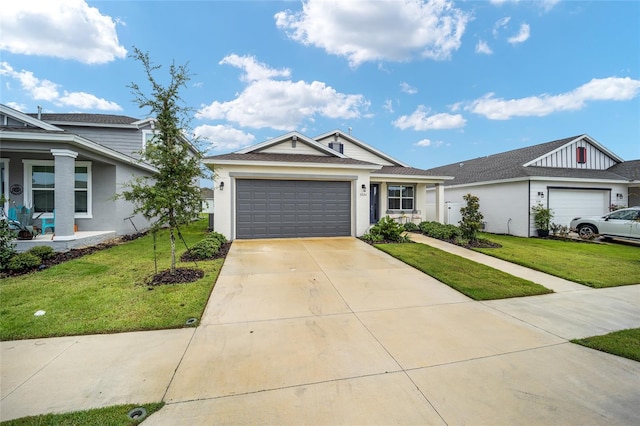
1, 402, 164, 425
475, 234, 640, 288
572, 328, 640, 362
376, 243, 552, 300
0, 218, 223, 341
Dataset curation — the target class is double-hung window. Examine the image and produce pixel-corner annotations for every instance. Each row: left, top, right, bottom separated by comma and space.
387, 185, 414, 211
23, 160, 92, 217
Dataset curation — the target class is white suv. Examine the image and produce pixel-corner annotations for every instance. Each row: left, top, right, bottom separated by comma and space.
570, 207, 640, 240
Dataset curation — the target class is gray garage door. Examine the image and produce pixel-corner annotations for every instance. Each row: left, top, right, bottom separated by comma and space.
236, 179, 351, 239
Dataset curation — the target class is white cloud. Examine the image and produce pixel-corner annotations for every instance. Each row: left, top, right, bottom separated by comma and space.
0, 61, 122, 111
0, 0, 126, 64
400, 82, 418, 94
393, 105, 466, 130
5, 102, 27, 112
220, 54, 291, 82
493, 17, 511, 38
197, 55, 370, 131
467, 77, 640, 120
1, 62, 59, 101
194, 124, 256, 152
508, 23, 530, 44
58, 91, 122, 111
476, 40, 493, 55
383, 99, 394, 113
275, 0, 471, 67
490, 0, 559, 12
415, 138, 444, 147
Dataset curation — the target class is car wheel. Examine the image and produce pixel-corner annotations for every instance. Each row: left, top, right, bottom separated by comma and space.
577, 224, 597, 239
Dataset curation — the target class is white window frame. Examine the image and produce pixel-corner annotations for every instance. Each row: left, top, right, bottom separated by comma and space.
22, 160, 92, 219
142, 130, 157, 151
387, 184, 415, 212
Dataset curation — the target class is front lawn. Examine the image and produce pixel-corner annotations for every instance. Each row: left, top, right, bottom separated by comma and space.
572, 328, 640, 362
0, 402, 164, 425
0, 218, 223, 341
376, 243, 552, 300
475, 234, 640, 288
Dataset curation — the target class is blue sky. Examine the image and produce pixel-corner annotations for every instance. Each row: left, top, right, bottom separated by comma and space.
1, 0, 639, 171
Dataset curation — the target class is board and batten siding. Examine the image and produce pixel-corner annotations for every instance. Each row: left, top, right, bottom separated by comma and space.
260, 141, 329, 156
530, 139, 617, 170
316, 135, 397, 166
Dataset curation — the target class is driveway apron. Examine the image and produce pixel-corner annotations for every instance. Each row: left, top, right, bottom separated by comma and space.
147, 237, 640, 425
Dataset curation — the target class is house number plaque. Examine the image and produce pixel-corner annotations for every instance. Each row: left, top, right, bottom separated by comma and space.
10, 184, 23, 196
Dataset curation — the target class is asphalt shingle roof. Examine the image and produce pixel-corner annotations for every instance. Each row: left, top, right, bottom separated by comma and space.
608, 160, 640, 181
372, 166, 448, 177
206, 152, 378, 166
424, 135, 632, 184
27, 113, 140, 125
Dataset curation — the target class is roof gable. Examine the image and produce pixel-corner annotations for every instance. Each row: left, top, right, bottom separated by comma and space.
314, 130, 407, 167
523, 135, 623, 169
0, 104, 62, 131
236, 131, 347, 158
425, 135, 626, 185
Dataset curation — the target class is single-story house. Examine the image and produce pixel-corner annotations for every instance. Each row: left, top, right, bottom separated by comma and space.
0, 104, 165, 251
424, 134, 640, 237
204, 130, 452, 240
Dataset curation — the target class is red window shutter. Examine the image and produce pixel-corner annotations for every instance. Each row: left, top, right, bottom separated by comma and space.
576, 147, 587, 164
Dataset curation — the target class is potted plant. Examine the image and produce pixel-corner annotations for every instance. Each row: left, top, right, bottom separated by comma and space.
12, 204, 43, 240
531, 203, 553, 237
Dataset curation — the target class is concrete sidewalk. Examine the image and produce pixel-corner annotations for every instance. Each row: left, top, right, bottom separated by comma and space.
1, 237, 639, 424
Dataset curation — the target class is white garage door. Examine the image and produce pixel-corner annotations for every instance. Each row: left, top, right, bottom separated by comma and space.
548, 188, 610, 227
236, 179, 352, 239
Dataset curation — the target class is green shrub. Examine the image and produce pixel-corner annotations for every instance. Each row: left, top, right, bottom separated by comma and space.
206, 231, 227, 245
0, 218, 16, 270
7, 252, 41, 272
369, 216, 406, 242
403, 222, 419, 232
27, 245, 55, 260
459, 193, 484, 241
361, 232, 383, 243
187, 238, 221, 260
418, 221, 461, 240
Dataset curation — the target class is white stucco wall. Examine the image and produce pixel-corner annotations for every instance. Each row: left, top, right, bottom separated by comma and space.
427, 181, 529, 236
211, 163, 374, 240
429, 179, 630, 237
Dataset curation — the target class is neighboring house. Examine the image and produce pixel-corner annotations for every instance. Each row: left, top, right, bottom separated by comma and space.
0, 104, 163, 251
204, 130, 452, 240
424, 134, 640, 237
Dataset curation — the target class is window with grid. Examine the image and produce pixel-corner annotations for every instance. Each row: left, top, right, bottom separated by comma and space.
387, 185, 414, 210
25, 161, 91, 216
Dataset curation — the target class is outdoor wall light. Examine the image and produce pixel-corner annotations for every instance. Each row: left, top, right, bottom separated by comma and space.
219, 181, 224, 191
537, 191, 544, 197
361, 184, 366, 190
616, 193, 623, 199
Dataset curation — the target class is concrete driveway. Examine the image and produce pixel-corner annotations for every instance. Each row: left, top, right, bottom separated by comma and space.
2, 237, 639, 424
147, 238, 640, 425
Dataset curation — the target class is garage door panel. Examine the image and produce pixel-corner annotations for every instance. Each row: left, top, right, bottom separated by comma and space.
236, 179, 351, 239
548, 189, 609, 227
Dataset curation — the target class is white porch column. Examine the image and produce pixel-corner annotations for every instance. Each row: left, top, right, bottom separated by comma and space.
51, 149, 78, 241
435, 183, 445, 224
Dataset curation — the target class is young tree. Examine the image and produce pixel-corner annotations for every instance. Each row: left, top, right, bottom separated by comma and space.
120, 48, 205, 275
459, 193, 484, 241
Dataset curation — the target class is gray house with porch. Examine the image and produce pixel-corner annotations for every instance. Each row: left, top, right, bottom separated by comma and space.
0, 104, 162, 251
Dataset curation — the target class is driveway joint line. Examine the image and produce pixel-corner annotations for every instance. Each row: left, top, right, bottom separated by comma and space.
0, 338, 79, 402
160, 328, 197, 403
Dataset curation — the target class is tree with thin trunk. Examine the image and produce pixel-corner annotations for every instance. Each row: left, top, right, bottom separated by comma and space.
119, 48, 205, 275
